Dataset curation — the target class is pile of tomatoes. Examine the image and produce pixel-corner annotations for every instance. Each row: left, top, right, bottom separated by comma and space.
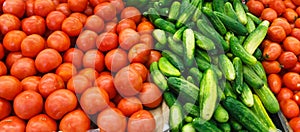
0, 0, 164, 131
247, 0, 300, 131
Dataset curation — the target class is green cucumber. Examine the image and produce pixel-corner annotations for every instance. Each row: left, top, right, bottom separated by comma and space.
224, 81, 237, 99
212, 0, 225, 13
243, 65, 264, 89
240, 83, 254, 107
154, 18, 177, 34
153, 29, 167, 45
218, 54, 236, 81
229, 118, 243, 131
163, 91, 178, 108
182, 123, 196, 132
192, 118, 222, 132
224, 2, 239, 20
253, 85, 280, 114
229, 36, 257, 65
246, 16, 256, 33
173, 26, 187, 42
195, 49, 211, 63
213, 104, 229, 123
162, 50, 185, 72
183, 28, 195, 67
238, 35, 246, 44
154, 42, 165, 51
187, 76, 195, 84
249, 61, 267, 83
168, 1, 181, 22
233, 0, 247, 25
253, 48, 263, 61
233, 57, 243, 94
246, 12, 262, 25
185, 116, 193, 123
158, 57, 181, 77
194, 31, 216, 51
150, 62, 168, 91
195, 56, 223, 79
192, 0, 203, 22
167, 36, 184, 55
218, 123, 231, 132
189, 67, 203, 85
202, 7, 227, 36
176, 0, 201, 28
183, 103, 200, 117
147, 8, 160, 23
179, 0, 190, 14
170, 104, 184, 132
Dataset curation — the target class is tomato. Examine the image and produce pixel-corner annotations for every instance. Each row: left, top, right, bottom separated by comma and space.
84, 4, 93, 16
80, 87, 109, 114
129, 63, 148, 82
119, 28, 140, 50
262, 60, 282, 74
109, 102, 116, 108
105, 21, 117, 33
289, 117, 300, 132
284, 0, 296, 9
0, 43, 4, 60
290, 62, 300, 73
271, 18, 292, 35
56, 3, 72, 16
297, 6, 300, 16
280, 99, 299, 119
263, 42, 282, 61
21, 76, 41, 92
292, 0, 300, 5
68, 0, 88, 12
63, 48, 84, 69
26, 114, 57, 132
296, 18, 300, 28
145, 50, 162, 68
105, 48, 129, 72
94, 74, 117, 99
278, 51, 298, 69
128, 43, 151, 64
283, 72, 300, 91
267, 74, 282, 94
269, 0, 286, 15
260, 8, 278, 22
0, 98, 12, 120
34, 0, 55, 17
267, 25, 286, 43
55, 63, 77, 82
0, 14, 21, 34
137, 21, 155, 34
22, 15, 46, 35
62, 17, 83, 37
59, 109, 90, 131
35, 48, 62, 73
109, 0, 125, 14
3, 30, 27, 52
82, 49, 105, 73
2, 0, 25, 18
25, 0, 35, 16
116, 18, 137, 34
75, 30, 97, 52
140, 33, 154, 49
0, 76, 22, 100
112, 93, 123, 105
97, 108, 127, 132
47, 31, 70, 52
84, 15, 105, 33
10, 57, 37, 80
13, 90, 43, 120
89, 0, 109, 7
5, 52, 23, 69
117, 97, 143, 117
45, 89, 77, 120
120, 7, 142, 24
46, 11, 66, 31
0, 116, 26, 132
138, 82, 163, 108
38, 73, 65, 98
291, 28, 300, 41
283, 8, 298, 23
69, 12, 87, 25
96, 32, 119, 52
78, 68, 100, 81
94, 2, 117, 21
246, 0, 265, 16
283, 36, 300, 55
293, 92, 300, 105
21, 34, 45, 58
277, 88, 294, 102
127, 110, 156, 132
0, 61, 7, 76
67, 74, 92, 94
114, 66, 143, 97
261, 39, 272, 49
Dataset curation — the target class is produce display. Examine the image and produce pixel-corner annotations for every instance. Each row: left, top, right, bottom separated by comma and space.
0, 0, 299, 131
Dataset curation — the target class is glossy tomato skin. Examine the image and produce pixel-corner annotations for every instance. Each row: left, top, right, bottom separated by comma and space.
119, 28, 140, 50
69, 12, 88, 25
247, 0, 264, 16
140, 33, 154, 49
293, 92, 300, 105
94, 2, 117, 21
21, 76, 41, 92
94, 74, 117, 99
97, 108, 127, 132
278, 51, 298, 69
120, 7, 142, 24
117, 97, 143, 117
82, 49, 105, 73
0, 14, 21, 34
80, 87, 109, 114
0, 44, 4, 60
96, 32, 119, 52
89, 0, 109, 7
76, 30, 97, 52
2, 0, 25, 18
139, 82, 163, 108
3, 30, 27, 52
68, 0, 88, 12
21, 34, 45, 58
145, 50, 162, 68
59, 109, 91, 131
280, 99, 300, 119
267, 25, 286, 42
261, 8, 278, 22
63, 48, 84, 69
105, 48, 129, 72
283, 72, 300, 90
105, 21, 117, 33
35, 48, 62, 73
10, 57, 37, 80
78, 68, 99, 81
0, 62, 7, 76
67, 74, 92, 94
34, 0, 55, 17
277, 88, 294, 102
62, 17, 83, 37
26, 114, 57, 132
137, 21, 154, 34
128, 43, 151, 64
283, 36, 300, 55
55, 63, 77, 83
46, 11, 66, 31
5, 52, 23, 69
84, 15, 105, 33
0, 76, 22, 100
47, 31, 71, 52
267, 73, 282, 94
129, 63, 148, 82
56, 3, 72, 16
38, 73, 65, 98
0, 116, 26, 132
109, 0, 125, 14
271, 18, 292, 35
21, 15, 46, 35
127, 110, 156, 132
289, 117, 300, 132
0, 98, 12, 120
116, 18, 136, 34
263, 42, 282, 61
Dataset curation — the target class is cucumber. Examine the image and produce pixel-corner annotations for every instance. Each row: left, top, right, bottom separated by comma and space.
222, 97, 269, 132
218, 54, 236, 81
150, 62, 168, 91
158, 0, 173, 7
170, 104, 184, 132
182, 123, 196, 132
203, 1, 212, 10
185, 116, 193, 123
154, 18, 177, 34
199, 68, 218, 121
162, 50, 185, 72
147, 8, 160, 23
233, 0, 247, 25
202, 7, 227, 36
246, 12, 262, 25
224, 2, 239, 20
154, 42, 165, 51
167, 36, 184, 55
188, 67, 203, 85
253, 48, 263, 61
213, 104, 229, 123
238, 35, 246, 44
212, 0, 225, 13
192, 0, 203, 22
253, 85, 280, 114
218, 123, 231, 132
243, 65, 264, 89
224, 81, 237, 99
214, 11, 248, 36
246, 16, 256, 33
173, 26, 187, 42
233, 57, 243, 94
164, 91, 179, 107
195, 49, 211, 63
229, 36, 257, 66
187, 76, 195, 84
195, 56, 223, 79
158, 57, 181, 77
194, 31, 216, 51
183, 28, 195, 67
153, 29, 167, 45
157, 7, 169, 16
176, 0, 201, 28
179, 0, 190, 14
168, 1, 181, 22
192, 118, 222, 132
183, 103, 200, 117
243, 20, 270, 55
229, 118, 243, 131
249, 61, 267, 83
240, 83, 254, 107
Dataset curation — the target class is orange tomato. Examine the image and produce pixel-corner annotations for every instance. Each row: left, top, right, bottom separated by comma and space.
35, 48, 62, 73
262, 60, 282, 74
283, 8, 298, 23
261, 8, 278, 22
289, 117, 300, 132
67, 74, 92, 94
59, 109, 91, 131
47, 30, 71, 52
127, 110, 156, 132
10, 57, 37, 80
3, 30, 27, 52
280, 99, 299, 119
55, 63, 77, 83
21, 76, 41, 92
0, 98, 12, 120
0, 116, 26, 132
138, 82, 163, 108
263, 42, 282, 61
38, 73, 65, 98
267, 25, 286, 42
269, 0, 286, 15
283, 72, 300, 91
94, 74, 117, 99
268, 74, 282, 94
0, 76, 22, 100
97, 108, 127, 132
26, 114, 57, 132
0, 61, 7, 76
117, 97, 143, 117
80, 87, 109, 114
278, 51, 298, 69
271, 18, 292, 35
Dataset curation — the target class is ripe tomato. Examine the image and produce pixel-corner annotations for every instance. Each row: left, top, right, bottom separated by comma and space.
137, 21, 155, 34
105, 48, 129, 72
284, 0, 296, 9
21, 15, 46, 35
145, 50, 162, 68
290, 62, 300, 73
97, 108, 127, 132
63, 48, 84, 69
26, 114, 57, 132
128, 43, 151, 64
0, 98, 12, 120
69, 12, 87, 25
0, 43, 4, 60
0, 76, 22, 100
119, 28, 140, 50
292, 0, 300, 5
13, 90, 43, 120
120, 7, 142, 24
247, 0, 264, 16
114, 66, 143, 97
25, 0, 35, 16
5, 52, 23, 69
271, 18, 292, 35
0, 14, 21, 34
89, 0, 109, 7
21, 76, 41, 92
293, 92, 300, 105
263, 42, 282, 61
268, 74, 282, 94
84, 4, 93, 16
96, 32, 119, 52
280, 99, 299, 119
283, 8, 299, 23
0, 61, 7, 76
68, 0, 88, 12
139, 82, 163, 108
278, 51, 298, 69
62, 17, 83, 37
56, 3, 72, 16
80, 87, 109, 114
269, 0, 286, 15
129, 63, 148, 82
3, 30, 27, 52
277, 88, 294, 102
112, 93, 123, 105
283, 36, 300, 55
21, 34, 45, 58
297, 6, 300, 16
10, 57, 37, 80
94, 2, 117, 21
291, 28, 300, 41
46, 11, 66, 31
76, 30, 97, 52
0, 116, 26, 132
78, 68, 100, 81
84, 15, 105, 33
117, 97, 143, 117
34, 0, 55, 17
283, 72, 300, 90
261, 39, 272, 49
55, 63, 77, 82
82, 49, 105, 73
38, 73, 65, 98
262, 60, 282, 74
45, 89, 77, 120
94, 74, 117, 99
140, 33, 154, 49
2, 0, 25, 18
295, 18, 300, 28
267, 25, 286, 42
289, 117, 300, 132
127, 110, 156, 132
47, 31, 71, 52
35, 48, 62, 73
59, 109, 91, 131
260, 8, 278, 22
105, 21, 117, 33
116, 18, 137, 34
67, 74, 92, 94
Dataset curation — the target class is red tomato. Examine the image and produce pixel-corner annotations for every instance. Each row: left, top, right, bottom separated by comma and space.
127, 110, 156, 132
68, 0, 88, 12
137, 21, 155, 34
82, 49, 105, 73
45, 89, 77, 120
262, 60, 282, 74
293, 92, 300, 105
2, 0, 25, 18
119, 28, 140, 50
260, 8, 278, 22
277, 88, 294, 102
283, 72, 300, 91
0, 98, 12, 120
13, 90, 43, 120
117, 97, 143, 117
25, 0, 35, 16
105, 48, 129, 72
56, 3, 72, 16
10, 57, 37, 80
112, 93, 123, 105
292, 0, 300, 5
97, 108, 127, 132
283, 36, 300, 55
80, 87, 109, 114
62, 17, 83, 37
84, 15, 105, 33
283, 8, 299, 23
67, 74, 92, 94
128, 43, 151, 64
290, 62, 300, 73
247, 0, 265, 16
22, 15, 46, 35
114, 66, 143, 97
0, 61, 7, 76
34, 0, 55, 17
296, 6, 300, 16
268, 74, 282, 94
78, 68, 99, 82
94, 2, 117, 21
105, 21, 117, 33
289, 117, 300, 132
94, 74, 117, 99
0, 76, 22, 100
26, 114, 57, 132
89, 0, 109, 7
0, 14, 21, 34
3, 30, 26, 52
69, 12, 87, 25
120, 7, 142, 24
21, 34, 45, 58
46, 11, 66, 31
38, 73, 65, 98
47, 31, 71, 52
0, 44, 4, 60
271, 18, 292, 35
295, 18, 300, 28
291, 28, 300, 41
116, 18, 137, 34
59, 109, 91, 131
140, 33, 154, 49
109, 0, 125, 14
263, 42, 282, 61
278, 51, 298, 69
84, 4, 93, 16
5, 52, 23, 69
139, 82, 163, 108
269, 0, 286, 15
280, 99, 299, 119
21, 76, 41, 92
145, 50, 162, 68
267, 25, 286, 42
0, 116, 26, 132
35, 48, 62, 73
96, 32, 119, 52
55, 63, 77, 82
63, 48, 84, 69
129, 63, 148, 82
76, 30, 97, 52
284, 0, 296, 9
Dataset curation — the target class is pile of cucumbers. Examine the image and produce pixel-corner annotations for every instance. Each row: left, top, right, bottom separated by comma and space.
144, 0, 282, 131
